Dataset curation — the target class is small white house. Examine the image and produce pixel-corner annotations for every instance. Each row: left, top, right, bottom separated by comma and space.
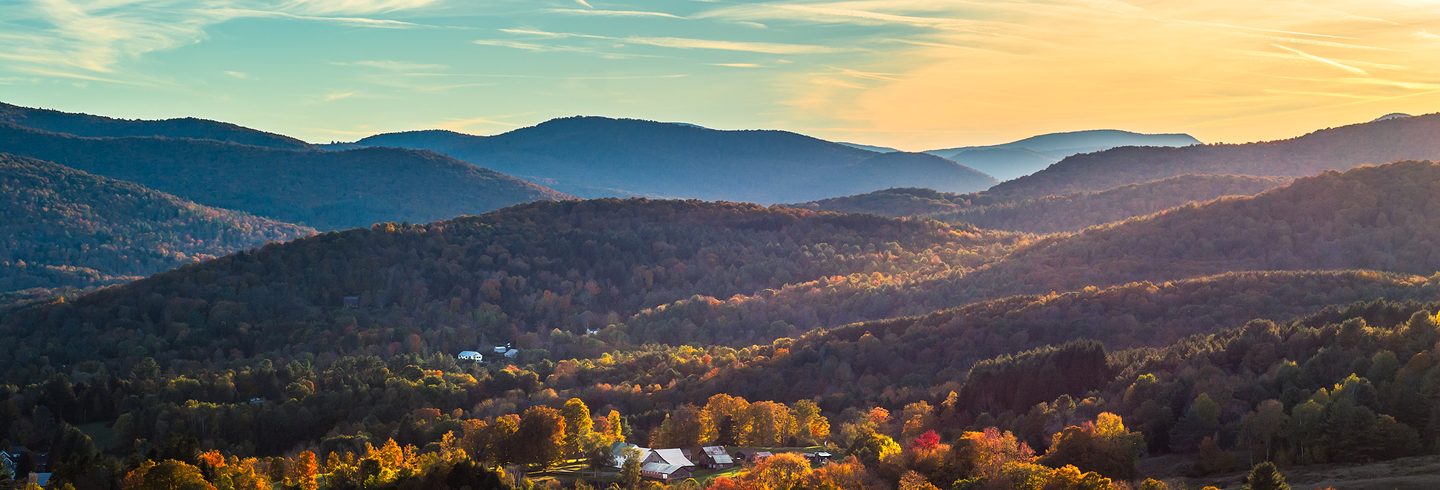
493, 346, 508, 354
503, 349, 519, 359
458, 351, 483, 361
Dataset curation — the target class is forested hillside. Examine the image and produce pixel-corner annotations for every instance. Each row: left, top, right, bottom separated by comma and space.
935, 174, 1291, 234
0, 123, 571, 230
0, 154, 314, 293
0, 199, 1026, 373
796, 175, 1289, 234
990, 113, 1440, 198
963, 160, 1440, 298
339, 117, 998, 202
0, 102, 313, 149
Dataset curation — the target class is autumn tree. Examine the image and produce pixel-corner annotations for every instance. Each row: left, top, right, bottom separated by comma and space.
123, 460, 216, 490
1040, 413, 1144, 480
656, 404, 707, 448
562, 398, 594, 457
289, 451, 319, 490
515, 406, 566, 469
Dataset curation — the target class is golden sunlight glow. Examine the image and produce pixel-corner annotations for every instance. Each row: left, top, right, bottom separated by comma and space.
756, 0, 1440, 149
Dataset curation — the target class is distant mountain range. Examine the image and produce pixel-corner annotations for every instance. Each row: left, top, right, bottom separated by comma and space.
0, 153, 314, 293
325, 117, 999, 203
0, 102, 315, 150
991, 113, 1440, 198
924, 130, 1203, 181
0, 122, 571, 231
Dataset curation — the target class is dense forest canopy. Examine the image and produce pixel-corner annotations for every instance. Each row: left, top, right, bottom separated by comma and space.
0, 123, 571, 231
0, 153, 314, 293
0, 199, 1026, 375
930, 175, 1292, 234
953, 160, 1440, 301
795, 174, 1291, 234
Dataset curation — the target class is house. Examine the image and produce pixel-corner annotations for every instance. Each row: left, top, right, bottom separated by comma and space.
641, 462, 693, 482
457, 351, 483, 361
503, 349, 519, 359
649, 448, 694, 468
610, 442, 651, 468
493, 346, 508, 354
343, 296, 360, 308
805, 451, 832, 463
698, 446, 733, 469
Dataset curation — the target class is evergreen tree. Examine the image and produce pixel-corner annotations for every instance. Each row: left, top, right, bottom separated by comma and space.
1243, 462, 1291, 490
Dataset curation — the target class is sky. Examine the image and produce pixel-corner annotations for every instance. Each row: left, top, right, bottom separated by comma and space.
1, 0, 1439, 151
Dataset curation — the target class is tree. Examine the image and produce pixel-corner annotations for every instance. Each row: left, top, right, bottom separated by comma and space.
619, 447, 643, 489
289, 451, 318, 490
1039, 413, 1143, 480
848, 428, 901, 466
656, 404, 707, 448
126, 460, 216, 490
562, 398, 594, 457
489, 415, 520, 467
584, 435, 614, 481
515, 406, 566, 469
607, 410, 626, 443
1243, 462, 1291, 490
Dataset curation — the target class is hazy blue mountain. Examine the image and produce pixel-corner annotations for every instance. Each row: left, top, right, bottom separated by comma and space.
0, 153, 315, 293
926, 129, 1202, 181
990, 112, 1440, 198
333, 116, 998, 203
0, 123, 572, 231
837, 142, 901, 153
0, 101, 314, 150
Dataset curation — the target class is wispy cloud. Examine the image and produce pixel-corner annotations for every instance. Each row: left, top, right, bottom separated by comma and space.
324, 91, 359, 101
225, 71, 251, 78
342, 60, 450, 70
712, 63, 761, 67
1271, 44, 1369, 75
279, 0, 442, 16
434, 113, 536, 132
625, 36, 845, 54
0, 0, 441, 79
478, 29, 846, 56
544, 8, 684, 19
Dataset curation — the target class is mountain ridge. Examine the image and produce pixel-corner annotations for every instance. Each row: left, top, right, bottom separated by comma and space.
334, 116, 999, 203
0, 122, 572, 231
0, 101, 315, 150
991, 113, 1440, 198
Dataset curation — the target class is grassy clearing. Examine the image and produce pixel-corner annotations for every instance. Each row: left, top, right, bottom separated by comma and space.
75, 422, 118, 451
1139, 454, 1440, 490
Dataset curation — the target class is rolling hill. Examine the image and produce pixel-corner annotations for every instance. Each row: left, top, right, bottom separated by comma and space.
792, 174, 1289, 232
0, 101, 314, 150
332, 117, 999, 203
0, 123, 572, 231
933, 174, 1292, 234
0, 199, 1026, 370
963, 160, 1440, 297
0, 153, 314, 293
991, 113, 1440, 198
926, 129, 1202, 181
